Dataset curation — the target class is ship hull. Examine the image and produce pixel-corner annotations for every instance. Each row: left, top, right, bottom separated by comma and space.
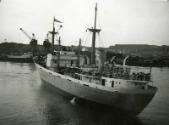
0, 56, 33, 63
7, 57, 33, 63
7, 55, 33, 63
35, 63, 157, 115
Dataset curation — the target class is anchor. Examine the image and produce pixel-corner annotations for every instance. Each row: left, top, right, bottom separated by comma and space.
70, 97, 76, 105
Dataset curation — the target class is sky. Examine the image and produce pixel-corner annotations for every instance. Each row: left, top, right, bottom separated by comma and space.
0, 0, 169, 47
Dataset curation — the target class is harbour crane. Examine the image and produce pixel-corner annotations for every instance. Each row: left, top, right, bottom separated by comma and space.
19, 28, 38, 56
19, 28, 35, 40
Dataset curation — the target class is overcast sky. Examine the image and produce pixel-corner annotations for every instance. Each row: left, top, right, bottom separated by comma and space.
0, 0, 169, 47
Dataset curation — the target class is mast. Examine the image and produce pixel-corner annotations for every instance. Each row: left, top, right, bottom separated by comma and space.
57, 36, 61, 71
77, 38, 81, 67
88, 3, 101, 65
50, 17, 57, 52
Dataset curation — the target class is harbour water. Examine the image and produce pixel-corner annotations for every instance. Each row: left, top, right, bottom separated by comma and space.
0, 62, 169, 125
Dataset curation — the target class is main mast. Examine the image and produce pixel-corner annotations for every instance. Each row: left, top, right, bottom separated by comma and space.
88, 3, 101, 65
77, 38, 82, 67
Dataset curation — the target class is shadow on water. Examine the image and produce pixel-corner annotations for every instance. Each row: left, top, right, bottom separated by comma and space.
39, 82, 143, 125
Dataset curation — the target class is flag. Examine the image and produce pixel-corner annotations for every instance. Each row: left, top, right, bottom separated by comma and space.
54, 17, 62, 23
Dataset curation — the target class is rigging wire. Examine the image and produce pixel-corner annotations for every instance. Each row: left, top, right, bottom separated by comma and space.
81, 29, 91, 47
96, 24, 106, 48
98, 32, 106, 48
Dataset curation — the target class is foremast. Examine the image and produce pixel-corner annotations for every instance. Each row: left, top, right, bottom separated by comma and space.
49, 17, 62, 71
88, 3, 101, 65
50, 17, 62, 52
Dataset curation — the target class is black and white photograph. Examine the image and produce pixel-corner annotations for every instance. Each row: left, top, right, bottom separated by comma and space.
0, 0, 169, 125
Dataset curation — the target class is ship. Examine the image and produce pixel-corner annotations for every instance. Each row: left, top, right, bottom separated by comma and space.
34, 3, 157, 115
7, 52, 33, 63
